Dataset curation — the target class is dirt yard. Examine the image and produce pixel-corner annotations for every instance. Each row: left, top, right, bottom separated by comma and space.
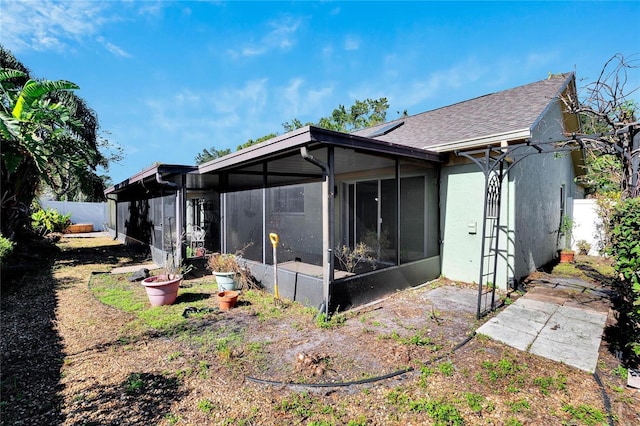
1, 235, 638, 425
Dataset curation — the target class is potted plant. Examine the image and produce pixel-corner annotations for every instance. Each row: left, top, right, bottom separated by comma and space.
558, 214, 575, 263
576, 239, 591, 256
207, 252, 251, 291
141, 248, 192, 306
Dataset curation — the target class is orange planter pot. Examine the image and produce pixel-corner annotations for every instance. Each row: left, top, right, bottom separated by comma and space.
67, 223, 94, 233
217, 290, 239, 311
559, 250, 575, 263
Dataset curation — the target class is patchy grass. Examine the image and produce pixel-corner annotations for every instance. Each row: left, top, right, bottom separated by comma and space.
3, 237, 636, 425
89, 272, 219, 330
550, 254, 616, 283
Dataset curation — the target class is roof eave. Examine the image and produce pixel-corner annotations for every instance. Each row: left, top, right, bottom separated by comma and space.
104, 164, 197, 195
427, 128, 532, 153
198, 125, 444, 175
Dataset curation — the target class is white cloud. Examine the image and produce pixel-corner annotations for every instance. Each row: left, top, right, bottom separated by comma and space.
145, 79, 270, 137
396, 59, 488, 108
276, 78, 334, 122
137, 1, 164, 17
230, 14, 303, 58
1, 0, 106, 52
97, 36, 131, 58
344, 35, 360, 51
0, 0, 133, 59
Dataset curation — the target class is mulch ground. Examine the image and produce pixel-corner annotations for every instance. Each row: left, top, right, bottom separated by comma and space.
1, 236, 639, 425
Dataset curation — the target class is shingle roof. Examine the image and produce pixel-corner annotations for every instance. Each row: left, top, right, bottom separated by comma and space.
352, 73, 574, 151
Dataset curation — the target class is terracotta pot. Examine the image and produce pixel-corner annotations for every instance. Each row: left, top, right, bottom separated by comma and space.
67, 223, 94, 233
141, 275, 182, 306
559, 250, 575, 263
217, 290, 239, 311
213, 271, 237, 291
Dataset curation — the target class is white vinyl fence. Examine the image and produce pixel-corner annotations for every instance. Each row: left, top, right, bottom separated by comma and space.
572, 199, 604, 256
39, 199, 108, 232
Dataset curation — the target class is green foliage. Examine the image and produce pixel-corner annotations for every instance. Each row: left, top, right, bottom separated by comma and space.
507, 398, 530, 413
89, 272, 219, 331
236, 132, 277, 150
576, 239, 591, 255
194, 147, 232, 164
30, 207, 71, 235
315, 312, 346, 329
123, 373, 144, 394
561, 403, 607, 426
438, 361, 455, 377
479, 357, 524, 389
275, 391, 315, 418
559, 214, 574, 250
408, 398, 464, 425
533, 374, 567, 396
0, 234, 14, 261
611, 365, 628, 378
608, 197, 640, 357
283, 98, 389, 133
464, 392, 486, 413
197, 398, 216, 414
2, 47, 111, 241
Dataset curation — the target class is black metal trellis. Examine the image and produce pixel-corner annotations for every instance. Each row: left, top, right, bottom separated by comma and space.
456, 124, 639, 319
457, 136, 603, 318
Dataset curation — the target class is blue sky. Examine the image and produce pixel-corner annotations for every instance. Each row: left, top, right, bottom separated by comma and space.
2, 1, 639, 185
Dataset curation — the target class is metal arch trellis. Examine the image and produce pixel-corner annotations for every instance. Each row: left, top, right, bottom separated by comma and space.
455, 125, 639, 319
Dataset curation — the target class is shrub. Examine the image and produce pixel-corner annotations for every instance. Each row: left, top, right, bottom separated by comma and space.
31, 208, 71, 236
608, 197, 640, 358
576, 240, 591, 255
0, 234, 14, 262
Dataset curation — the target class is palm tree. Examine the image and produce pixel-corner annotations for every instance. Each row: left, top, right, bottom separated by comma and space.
1, 45, 105, 239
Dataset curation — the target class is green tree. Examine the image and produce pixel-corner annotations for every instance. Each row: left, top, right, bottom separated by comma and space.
284, 97, 389, 133
195, 98, 391, 164
194, 147, 232, 164
236, 132, 277, 150
1, 45, 107, 239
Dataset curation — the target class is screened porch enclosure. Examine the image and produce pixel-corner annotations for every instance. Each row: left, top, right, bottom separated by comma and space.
212, 143, 441, 311
106, 126, 443, 312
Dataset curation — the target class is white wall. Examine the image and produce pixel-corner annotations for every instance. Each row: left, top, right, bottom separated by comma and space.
39, 199, 107, 231
572, 199, 604, 256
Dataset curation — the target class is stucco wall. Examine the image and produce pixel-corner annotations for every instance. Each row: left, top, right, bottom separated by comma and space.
509, 149, 576, 280
507, 95, 582, 281
440, 96, 582, 288
440, 163, 513, 288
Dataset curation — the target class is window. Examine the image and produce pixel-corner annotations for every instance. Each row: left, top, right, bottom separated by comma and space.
272, 185, 304, 214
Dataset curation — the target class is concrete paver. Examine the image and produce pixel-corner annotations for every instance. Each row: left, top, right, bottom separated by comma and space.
475, 279, 609, 373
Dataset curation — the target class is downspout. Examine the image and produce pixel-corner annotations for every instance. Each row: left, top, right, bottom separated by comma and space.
300, 147, 334, 316
156, 172, 185, 267
105, 194, 118, 240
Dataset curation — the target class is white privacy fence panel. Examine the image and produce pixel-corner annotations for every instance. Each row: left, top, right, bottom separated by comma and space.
39, 199, 108, 231
572, 199, 604, 256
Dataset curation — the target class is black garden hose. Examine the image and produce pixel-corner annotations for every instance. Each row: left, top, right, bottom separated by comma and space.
245, 332, 477, 388
592, 369, 615, 426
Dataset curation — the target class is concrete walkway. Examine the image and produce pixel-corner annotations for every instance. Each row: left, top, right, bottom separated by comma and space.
477, 278, 610, 373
